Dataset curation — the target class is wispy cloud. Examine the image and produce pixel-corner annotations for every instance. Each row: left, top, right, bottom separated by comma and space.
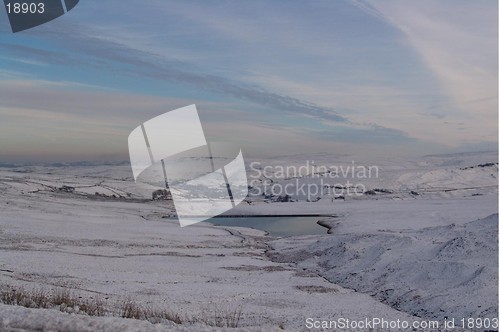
8, 23, 351, 124
351, 0, 498, 144
3, 13, 421, 144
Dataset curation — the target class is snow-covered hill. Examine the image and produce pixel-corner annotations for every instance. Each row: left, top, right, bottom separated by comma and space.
0, 151, 497, 330
0, 165, 419, 331
270, 214, 498, 321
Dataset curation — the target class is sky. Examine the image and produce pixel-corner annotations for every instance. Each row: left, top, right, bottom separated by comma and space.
0, 0, 497, 162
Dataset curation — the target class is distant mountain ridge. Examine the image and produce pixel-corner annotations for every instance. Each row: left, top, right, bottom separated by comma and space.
0, 160, 130, 168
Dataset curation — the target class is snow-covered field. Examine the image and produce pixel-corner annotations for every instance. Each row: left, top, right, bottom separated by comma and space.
0, 151, 497, 331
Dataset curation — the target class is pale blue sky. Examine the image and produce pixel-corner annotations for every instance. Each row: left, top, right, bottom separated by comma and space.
0, 0, 497, 162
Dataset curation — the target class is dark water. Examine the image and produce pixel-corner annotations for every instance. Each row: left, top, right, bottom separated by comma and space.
208, 216, 329, 237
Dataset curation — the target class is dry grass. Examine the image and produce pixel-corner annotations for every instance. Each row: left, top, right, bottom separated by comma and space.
1, 286, 244, 328
120, 298, 143, 319
199, 305, 243, 328
119, 298, 183, 324
143, 306, 183, 324
0, 287, 105, 316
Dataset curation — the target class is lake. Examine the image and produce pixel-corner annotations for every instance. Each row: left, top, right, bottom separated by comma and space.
208, 215, 331, 237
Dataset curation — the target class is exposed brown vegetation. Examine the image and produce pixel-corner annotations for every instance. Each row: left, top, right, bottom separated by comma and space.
0, 287, 105, 316
0, 286, 241, 328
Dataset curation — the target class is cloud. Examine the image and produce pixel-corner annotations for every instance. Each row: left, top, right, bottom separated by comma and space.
8, 22, 349, 124
1, 15, 418, 147
0, 79, 231, 160
0, 80, 183, 124
350, 0, 498, 143
7, 11, 422, 133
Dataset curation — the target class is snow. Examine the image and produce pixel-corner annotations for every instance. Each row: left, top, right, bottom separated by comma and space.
0, 166, 417, 331
270, 214, 498, 321
0, 303, 283, 331
0, 151, 497, 330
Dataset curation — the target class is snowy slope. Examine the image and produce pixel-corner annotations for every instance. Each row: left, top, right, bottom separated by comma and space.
270, 214, 498, 321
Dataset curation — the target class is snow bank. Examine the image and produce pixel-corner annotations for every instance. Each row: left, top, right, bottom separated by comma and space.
270, 214, 498, 321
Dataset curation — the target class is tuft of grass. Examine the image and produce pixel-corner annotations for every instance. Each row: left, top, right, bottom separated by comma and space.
0, 287, 19, 306
51, 288, 72, 306
80, 296, 106, 317
0, 287, 105, 316
0, 286, 243, 328
120, 299, 183, 324
200, 305, 243, 328
120, 298, 143, 319
0, 287, 50, 308
143, 306, 183, 324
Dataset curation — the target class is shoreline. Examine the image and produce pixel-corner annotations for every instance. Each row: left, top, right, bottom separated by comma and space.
316, 219, 335, 234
